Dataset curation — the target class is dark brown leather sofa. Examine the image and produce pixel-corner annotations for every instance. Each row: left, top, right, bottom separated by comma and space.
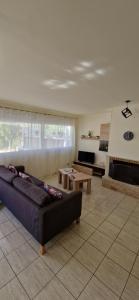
0, 166, 82, 254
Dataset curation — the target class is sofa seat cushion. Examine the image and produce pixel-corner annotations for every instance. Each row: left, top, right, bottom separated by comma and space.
13, 177, 51, 206
0, 166, 17, 183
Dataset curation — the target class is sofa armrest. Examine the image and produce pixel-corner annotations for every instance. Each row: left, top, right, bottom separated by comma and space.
39, 191, 82, 244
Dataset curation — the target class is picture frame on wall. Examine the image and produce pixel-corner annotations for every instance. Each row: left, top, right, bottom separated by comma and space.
99, 140, 109, 152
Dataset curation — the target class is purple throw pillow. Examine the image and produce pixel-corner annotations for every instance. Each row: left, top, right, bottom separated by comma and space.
8, 164, 18, 175
44, 184, 63, 200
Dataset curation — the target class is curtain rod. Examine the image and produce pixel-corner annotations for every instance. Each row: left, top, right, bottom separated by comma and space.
0, 105, 73, 119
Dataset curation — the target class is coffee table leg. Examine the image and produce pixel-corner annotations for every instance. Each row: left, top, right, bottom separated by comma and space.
58, 171, 62, 184
67, 176, 70, 190
87, 179, 91, 194
73, 181, 80, 191
63, 174, 67, 189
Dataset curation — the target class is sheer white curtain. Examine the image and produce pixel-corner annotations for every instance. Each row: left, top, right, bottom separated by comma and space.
0, 108, 75, 178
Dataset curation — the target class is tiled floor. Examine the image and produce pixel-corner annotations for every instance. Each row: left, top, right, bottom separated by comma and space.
0, 175, 139, 299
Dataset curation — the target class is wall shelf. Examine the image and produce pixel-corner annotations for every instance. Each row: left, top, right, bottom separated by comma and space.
81, 136, 100, 140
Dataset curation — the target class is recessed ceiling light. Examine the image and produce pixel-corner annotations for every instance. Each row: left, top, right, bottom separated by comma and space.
65, 69, 73, 74
67, 80, 77, 86
58, 84, 69, 89
74, 66, 85, 72
80, 61, 92, 68
83, 73, 96, 80
95, 69, 106, 75
42, 79, 59, 86
42, 79, 77, 90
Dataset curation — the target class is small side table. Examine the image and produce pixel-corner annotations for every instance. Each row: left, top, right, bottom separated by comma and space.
67, 172, 92, 194
58, 168, 77, 189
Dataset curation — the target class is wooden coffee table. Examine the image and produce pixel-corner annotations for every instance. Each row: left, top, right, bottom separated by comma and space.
67, 172, 92, 194
58, 168, 77, 189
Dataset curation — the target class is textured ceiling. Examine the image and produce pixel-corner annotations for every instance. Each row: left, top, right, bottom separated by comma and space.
0, 0, 139, 114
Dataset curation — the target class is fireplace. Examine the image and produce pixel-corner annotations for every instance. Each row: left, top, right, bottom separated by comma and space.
109, 158, 139, 185
102, 156, 139, 199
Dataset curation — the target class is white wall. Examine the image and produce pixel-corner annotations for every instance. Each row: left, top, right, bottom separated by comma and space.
77, 112, 111, 165
109, 104, 139, 161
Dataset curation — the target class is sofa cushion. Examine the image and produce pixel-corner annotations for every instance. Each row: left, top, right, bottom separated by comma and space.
13, 177, 51, 206
19, 172, 33, 183
0, 166, 17, 183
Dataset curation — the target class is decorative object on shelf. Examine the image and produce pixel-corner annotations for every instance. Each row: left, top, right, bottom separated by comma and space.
123, 131, 134, 141
121, 100, 133, 118
88, 130, 93, 138
96, 136, 100, 139
81, 134, 86, 138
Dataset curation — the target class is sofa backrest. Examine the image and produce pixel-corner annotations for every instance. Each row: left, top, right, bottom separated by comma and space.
13, 176, 51, 207
0, 166, 17, 183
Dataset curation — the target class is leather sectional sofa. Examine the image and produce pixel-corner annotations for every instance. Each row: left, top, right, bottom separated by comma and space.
0, 166, 82, 254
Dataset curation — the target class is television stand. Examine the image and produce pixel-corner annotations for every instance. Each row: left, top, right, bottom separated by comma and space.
73, 161, 105, 177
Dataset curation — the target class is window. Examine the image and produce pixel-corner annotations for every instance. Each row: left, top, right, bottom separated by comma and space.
0, 121, 74, 153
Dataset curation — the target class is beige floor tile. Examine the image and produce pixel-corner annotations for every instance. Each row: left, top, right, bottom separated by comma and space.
98, 221, 120, 240
122, 275, 139, 300
18, 257, 53, 298
0, 211, 8, 224
132, 256, 139, 279
42, 242, 71, 273
28, 237, 40, 253
0, 278, 29, 299
3, 209, 22, 228
58, 230, 84, 254
28, 236, 57, 255
117, 230, 139, 253
0, 230, 25, 255
78, 276, 119, 300
0, 257, 15, 289
95, 257, 129, 296
9, 216, 22, 229
128, 215, 139, 226
0, 220, 16, 239
83, 212, 105, 228
71, 220, 95, 240
7, 242, 38, 274
112, 207, 130, 218
107, 242, 136, 272
107, 211, 128, 229
83, 199, 97, 211
80, 208, 88, 219
75, 242, 104, 272
57, 257, 91, 298
35, 277, 74, 300
118, 197, 137, 212
123, 222, 139, 239
18, 226, 33, 241
0, 248, 4, 260
88, 230, 113, 254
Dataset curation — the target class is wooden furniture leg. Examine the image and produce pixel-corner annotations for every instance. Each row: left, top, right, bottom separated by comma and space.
67, 175, 71, 190
73, 181, 80, 191
87, 179, 91, 194
40, 245, 46, 255
63, 174, 67, 189
58, 171, 62, 184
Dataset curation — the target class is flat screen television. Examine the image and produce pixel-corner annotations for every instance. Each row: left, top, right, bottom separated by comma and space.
78, 151, 95, 164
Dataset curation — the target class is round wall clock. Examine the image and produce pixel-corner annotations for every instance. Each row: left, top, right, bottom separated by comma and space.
123, 131, 134, 141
